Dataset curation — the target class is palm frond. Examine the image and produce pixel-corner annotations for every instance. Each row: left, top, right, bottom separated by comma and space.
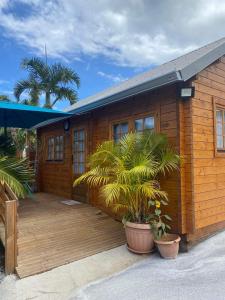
52, 87, 77, 106
0, 156, 34, 197
21, 57, 50, 81
74, 131, 180, 223
51, 63, 80, 87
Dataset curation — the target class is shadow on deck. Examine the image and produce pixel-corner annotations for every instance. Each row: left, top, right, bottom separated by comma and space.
16, 193, 126, 278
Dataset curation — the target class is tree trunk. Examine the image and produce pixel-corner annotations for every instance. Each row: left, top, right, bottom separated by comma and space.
45, 92, 51, 108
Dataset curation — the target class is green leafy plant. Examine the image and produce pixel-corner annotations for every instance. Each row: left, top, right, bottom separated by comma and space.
0, 156, 34, 197
148, 199, 172, 239
0, 130, 16, 157
74, 131, 179, 224
0, 130, 34, 198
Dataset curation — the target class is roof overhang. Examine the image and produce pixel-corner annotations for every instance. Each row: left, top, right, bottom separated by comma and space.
180, 41, 225, 80
70, 71, 182, 115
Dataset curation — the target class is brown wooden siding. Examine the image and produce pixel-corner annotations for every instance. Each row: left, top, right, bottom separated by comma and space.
38, 123, 73, 199
37, 85, 181, 232
190, 57, 225, 233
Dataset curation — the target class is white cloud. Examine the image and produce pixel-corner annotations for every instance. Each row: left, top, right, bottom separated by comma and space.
0, 1, 224, 67
0, 79, 10, 85
97, 71, 128, 83
1, 90, 13, 94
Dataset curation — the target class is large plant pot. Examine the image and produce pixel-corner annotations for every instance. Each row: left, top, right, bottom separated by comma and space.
154, 234, 181, 259
125, 221, 154, 254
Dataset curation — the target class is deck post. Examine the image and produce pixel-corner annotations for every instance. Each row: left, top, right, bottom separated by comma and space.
5, 199, 17, 274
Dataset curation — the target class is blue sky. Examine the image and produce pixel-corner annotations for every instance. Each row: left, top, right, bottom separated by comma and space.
0, 35, 140, 110
0, 0, 224, 110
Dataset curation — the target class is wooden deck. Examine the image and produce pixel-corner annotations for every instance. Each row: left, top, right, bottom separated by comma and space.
16, 193, 126, 278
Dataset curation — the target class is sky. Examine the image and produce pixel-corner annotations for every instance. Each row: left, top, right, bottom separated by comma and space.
0, 0, 225, 110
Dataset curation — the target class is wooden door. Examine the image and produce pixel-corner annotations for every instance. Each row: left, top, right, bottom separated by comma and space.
72, 127, 88, 203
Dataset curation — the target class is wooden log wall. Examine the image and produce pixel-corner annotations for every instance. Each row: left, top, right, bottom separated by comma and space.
189, 56, 225, 239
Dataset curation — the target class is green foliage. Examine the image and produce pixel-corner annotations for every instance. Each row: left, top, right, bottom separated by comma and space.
0, 130, 34, 197
74, 131, 180, 224
14, 57, 80, 108
0, 95, 10, 102
11, 128, 37, 154
0, 156, 34, 197
0, 130, 16, 156
148, 199, 172, 239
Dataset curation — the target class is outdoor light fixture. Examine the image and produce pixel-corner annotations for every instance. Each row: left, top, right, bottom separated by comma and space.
63, 119, 70, 131
180, 87, 195, 99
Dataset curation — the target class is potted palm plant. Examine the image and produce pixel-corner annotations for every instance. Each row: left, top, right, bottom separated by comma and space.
74, 131, 179, 254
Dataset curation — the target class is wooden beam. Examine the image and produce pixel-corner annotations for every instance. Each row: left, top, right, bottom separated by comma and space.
5, 200, 17, 274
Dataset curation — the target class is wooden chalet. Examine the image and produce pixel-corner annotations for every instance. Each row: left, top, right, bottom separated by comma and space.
36, 37, 225, 250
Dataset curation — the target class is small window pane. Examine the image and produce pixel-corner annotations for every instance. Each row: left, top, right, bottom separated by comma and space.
135, 119, 143, 131
217, 136, 223, 149
54, 135, 64, 160
47, 137, 55, 160
113, 124, 120, 136
73, 129, 86, 174
135, 116, 155, 133
113, 122, 128, 142
217, 110, 222, 122
144, 117, 154, 130
217, 123, 222, 135
121, 123, 128, 134
79, 130, 84, 139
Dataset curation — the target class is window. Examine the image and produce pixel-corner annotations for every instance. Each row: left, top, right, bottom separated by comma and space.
113, 122, 129, 142
55, 136, 64, 160
73, 129, 86, 174
216, 108, 225, 150
135, 116, 155, 133
47, 137, 55, 160
47, 136, 64, 161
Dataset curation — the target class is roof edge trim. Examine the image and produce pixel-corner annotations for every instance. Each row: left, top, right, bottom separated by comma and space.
181, 42, 225, 81
71, 71, 181, 115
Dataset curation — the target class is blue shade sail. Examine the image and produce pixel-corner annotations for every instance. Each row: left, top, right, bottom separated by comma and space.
0, 101, 71, 129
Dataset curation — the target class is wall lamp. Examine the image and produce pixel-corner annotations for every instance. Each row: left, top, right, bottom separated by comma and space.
180, 86, 195, 99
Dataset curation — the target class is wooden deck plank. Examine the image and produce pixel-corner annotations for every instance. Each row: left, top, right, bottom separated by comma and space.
16, 193, 125, 278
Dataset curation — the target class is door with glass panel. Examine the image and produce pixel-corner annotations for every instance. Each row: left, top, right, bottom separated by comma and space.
72, 128, 88, 202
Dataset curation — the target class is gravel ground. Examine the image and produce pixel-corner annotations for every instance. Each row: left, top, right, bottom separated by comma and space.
70, 231, 225, 300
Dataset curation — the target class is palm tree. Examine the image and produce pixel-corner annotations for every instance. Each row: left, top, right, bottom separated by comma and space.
14, 57, 80, 108
74, 131, 179, 223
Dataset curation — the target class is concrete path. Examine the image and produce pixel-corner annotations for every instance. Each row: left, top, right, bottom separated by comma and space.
0, 245, 145, 300
70, 231, 225, 300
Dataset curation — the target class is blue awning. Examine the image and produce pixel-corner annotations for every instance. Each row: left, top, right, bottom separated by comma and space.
0, 101, 71, 129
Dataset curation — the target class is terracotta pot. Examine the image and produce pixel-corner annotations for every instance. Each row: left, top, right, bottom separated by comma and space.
125, 221, 154, 254
154, 234, 181, 259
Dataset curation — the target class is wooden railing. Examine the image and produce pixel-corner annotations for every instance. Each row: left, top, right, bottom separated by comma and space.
0, 182, 18, 274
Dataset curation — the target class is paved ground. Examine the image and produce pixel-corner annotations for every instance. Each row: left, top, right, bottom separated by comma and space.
70, 231, 225, 300
0, 242, 4, 283
0, 245, 145, 300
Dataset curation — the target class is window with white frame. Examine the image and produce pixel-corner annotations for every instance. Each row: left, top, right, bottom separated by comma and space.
216, 108, 225, 150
